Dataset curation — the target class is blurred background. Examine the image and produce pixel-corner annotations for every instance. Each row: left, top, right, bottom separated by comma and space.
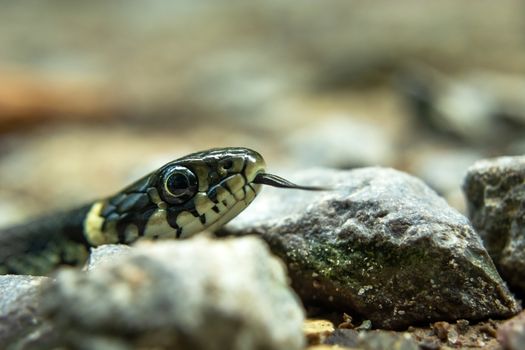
1, 0, 524, 226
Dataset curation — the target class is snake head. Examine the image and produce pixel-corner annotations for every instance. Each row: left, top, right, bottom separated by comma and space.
84, 147, 326, 246
85, 147, 267, 245
151, 147, 267, 238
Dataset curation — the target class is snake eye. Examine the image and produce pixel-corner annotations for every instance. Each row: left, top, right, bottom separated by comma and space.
161, 166, 198, 204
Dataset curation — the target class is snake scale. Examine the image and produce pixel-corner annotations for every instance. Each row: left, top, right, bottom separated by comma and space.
0, 147, 321, 276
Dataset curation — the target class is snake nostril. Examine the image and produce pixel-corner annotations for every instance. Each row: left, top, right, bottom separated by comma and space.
219, 159, 234, 172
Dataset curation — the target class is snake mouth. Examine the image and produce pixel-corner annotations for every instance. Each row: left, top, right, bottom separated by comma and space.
193, 172, 327, 235
203, 182, 259, 233
177, 174, 262, 238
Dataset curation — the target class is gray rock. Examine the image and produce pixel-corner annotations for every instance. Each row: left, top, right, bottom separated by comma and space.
463, 156, 525, 292
223, 167, 520, 329
0, 275, 52, 349
41, 236, 305, 350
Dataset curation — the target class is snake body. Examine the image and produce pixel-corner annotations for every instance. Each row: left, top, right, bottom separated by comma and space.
0, 147, 271, 275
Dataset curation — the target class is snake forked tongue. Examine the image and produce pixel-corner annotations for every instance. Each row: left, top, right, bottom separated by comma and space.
252, 173, 328, 191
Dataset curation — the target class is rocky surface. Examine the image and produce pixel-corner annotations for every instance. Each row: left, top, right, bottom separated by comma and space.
40, 236, 305, 350
222, 167, 520, 329
463, 156, 525, 293
304, 315, 506, 350
324, 330, 418, 350
0, 275, 51, 349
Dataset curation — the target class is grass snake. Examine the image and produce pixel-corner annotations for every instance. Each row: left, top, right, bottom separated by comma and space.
0, 147, 322, 275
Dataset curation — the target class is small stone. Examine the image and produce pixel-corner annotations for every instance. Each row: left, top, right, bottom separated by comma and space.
355, 320, 372, 331
463, 156, 525, 293
303, 319, 335, 345
455, 319, 470, 334
337, 313, 355, 329
41, 236, 305, 350
224, 168, 520, 329
432, 321, 450, 341
479, 322, 498, 338
447, 327, 459, 345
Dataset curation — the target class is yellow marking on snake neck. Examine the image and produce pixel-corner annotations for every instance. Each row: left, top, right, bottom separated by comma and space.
84, 201, 108, 246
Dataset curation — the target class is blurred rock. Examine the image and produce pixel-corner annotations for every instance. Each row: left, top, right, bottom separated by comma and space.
1, 0, 522, 129
398, 66, 525, 147
0, 69, 119, 132
286, 117, 395, 169
463, 156, 525, 293
409, 148, 482, 211
223, 168, 520, 329
0, 275, 52, 349
41, 236, 305, 350
85, 244, 131, 271
498, 310, 525, 350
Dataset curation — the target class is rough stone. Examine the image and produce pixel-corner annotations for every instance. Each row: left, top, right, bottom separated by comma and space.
0, 275, 52, 349
463, 156, 525, 293
223, 167, 520, 329
41, 236, 305, 350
